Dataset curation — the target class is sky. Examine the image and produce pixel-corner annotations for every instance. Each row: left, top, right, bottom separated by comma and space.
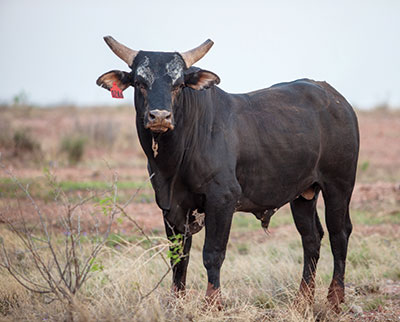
0, 0, 399, 108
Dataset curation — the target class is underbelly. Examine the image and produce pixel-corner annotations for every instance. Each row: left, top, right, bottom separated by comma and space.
236, 193, 291, 213
236, 176, 317, 213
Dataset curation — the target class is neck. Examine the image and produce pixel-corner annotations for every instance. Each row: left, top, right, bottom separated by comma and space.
135, 87, 216, 175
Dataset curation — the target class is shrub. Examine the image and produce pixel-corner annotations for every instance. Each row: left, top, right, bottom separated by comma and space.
60, 135, 87, 165
0, 123, 42, 163
13, 130, 39, 152
0, 167, 117, 321
12, 129, 41, 158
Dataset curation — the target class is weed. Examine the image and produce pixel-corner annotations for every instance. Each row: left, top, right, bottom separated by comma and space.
348, 242, 371, 269
360, 160, 370, 171
12, 90, 29, 106
89, 258, 104, 273
106, 233, 128, 248
236, 243, 249, 255
253, 294, 275, 309
363, 296, 385, 311
167, 234, 183, 265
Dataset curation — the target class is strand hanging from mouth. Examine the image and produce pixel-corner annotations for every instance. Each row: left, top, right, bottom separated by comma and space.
152, 137, 159, 158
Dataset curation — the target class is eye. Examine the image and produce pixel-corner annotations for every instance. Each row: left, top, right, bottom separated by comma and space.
135, 81, 147, 91
172, 84, 184, 92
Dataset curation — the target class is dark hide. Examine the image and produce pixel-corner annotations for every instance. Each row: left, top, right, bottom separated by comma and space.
97, 48, 359, 311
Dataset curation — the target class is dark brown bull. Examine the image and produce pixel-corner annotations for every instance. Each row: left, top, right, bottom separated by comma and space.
97, 36, 359, 311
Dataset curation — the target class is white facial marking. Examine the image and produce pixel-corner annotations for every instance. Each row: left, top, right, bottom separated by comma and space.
166, 54, 183, 84
136, 56, 154, 88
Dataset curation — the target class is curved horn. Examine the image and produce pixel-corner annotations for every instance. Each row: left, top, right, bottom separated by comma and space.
103, 36, 138, 66
180, 39, 214, 68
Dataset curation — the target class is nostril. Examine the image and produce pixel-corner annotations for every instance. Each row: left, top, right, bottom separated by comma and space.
148, 110, 172, 123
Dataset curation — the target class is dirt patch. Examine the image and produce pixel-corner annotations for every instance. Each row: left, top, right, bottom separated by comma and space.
351, 182, 400, 211
0, 198, 163, 235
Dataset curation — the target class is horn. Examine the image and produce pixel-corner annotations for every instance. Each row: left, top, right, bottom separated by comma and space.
180, 39, 214, 68
103, 36, 139, 66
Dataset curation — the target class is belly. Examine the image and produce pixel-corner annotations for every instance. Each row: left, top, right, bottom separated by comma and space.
236, 149, 319, 210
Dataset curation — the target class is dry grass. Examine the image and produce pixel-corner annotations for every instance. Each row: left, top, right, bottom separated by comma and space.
1, 220, 399, 321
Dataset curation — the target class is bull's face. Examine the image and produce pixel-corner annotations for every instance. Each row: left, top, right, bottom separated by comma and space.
97, 36, 220, 133
133, 52, 185, 133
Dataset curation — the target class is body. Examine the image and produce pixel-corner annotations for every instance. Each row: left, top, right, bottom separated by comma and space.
97, 37, 359, 311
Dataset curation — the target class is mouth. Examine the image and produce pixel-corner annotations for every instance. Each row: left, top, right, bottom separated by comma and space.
145, 122, 175, 133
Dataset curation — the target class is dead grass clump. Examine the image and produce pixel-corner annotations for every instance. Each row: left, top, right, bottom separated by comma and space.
0, 273, 28, 316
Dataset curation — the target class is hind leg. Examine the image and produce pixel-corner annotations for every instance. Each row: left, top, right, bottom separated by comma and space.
290, 192, 323, 303
322, 183, 353, 311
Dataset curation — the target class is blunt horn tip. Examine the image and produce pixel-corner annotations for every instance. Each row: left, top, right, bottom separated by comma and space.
180, 39, 214, 68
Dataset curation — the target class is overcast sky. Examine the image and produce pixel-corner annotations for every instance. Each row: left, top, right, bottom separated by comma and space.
1, 0, 399, 108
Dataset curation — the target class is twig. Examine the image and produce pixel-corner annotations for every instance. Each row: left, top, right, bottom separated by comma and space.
140, 266, 172, 300
114, 204, 170, 269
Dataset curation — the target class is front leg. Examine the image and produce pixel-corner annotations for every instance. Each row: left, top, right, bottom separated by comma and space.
202, 194, 236, 309
164, 217, 192, 295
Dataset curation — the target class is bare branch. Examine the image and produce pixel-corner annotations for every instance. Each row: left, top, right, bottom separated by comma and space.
140, 266, 172, 300
114, 203, 170, 269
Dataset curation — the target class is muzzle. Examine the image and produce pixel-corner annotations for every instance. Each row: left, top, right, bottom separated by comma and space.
145, 109, 175, 133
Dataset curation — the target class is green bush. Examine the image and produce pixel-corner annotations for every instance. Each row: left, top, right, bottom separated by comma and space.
60, 135, 87, 165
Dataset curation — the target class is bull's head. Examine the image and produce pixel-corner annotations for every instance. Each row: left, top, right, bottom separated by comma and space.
97, 36, 220, 133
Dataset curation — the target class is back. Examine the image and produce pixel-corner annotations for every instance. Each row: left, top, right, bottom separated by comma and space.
232, 79, 359, 208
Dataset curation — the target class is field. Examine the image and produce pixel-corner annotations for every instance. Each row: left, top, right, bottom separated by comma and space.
0, 105, 399, 321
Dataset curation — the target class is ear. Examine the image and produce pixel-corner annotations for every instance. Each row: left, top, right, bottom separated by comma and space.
184, 69, 220, 90
96, 70, 131, 91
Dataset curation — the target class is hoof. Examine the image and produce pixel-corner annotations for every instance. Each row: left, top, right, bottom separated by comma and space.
294, 279, 315, 307
327, 279, 345, 313
171, 285, 186, 298
204, 282, 223, 311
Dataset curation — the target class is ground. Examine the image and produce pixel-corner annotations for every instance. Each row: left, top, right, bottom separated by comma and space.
0, 105, 399, 321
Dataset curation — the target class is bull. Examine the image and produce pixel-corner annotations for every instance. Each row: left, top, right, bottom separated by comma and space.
97, 36, 359, 311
